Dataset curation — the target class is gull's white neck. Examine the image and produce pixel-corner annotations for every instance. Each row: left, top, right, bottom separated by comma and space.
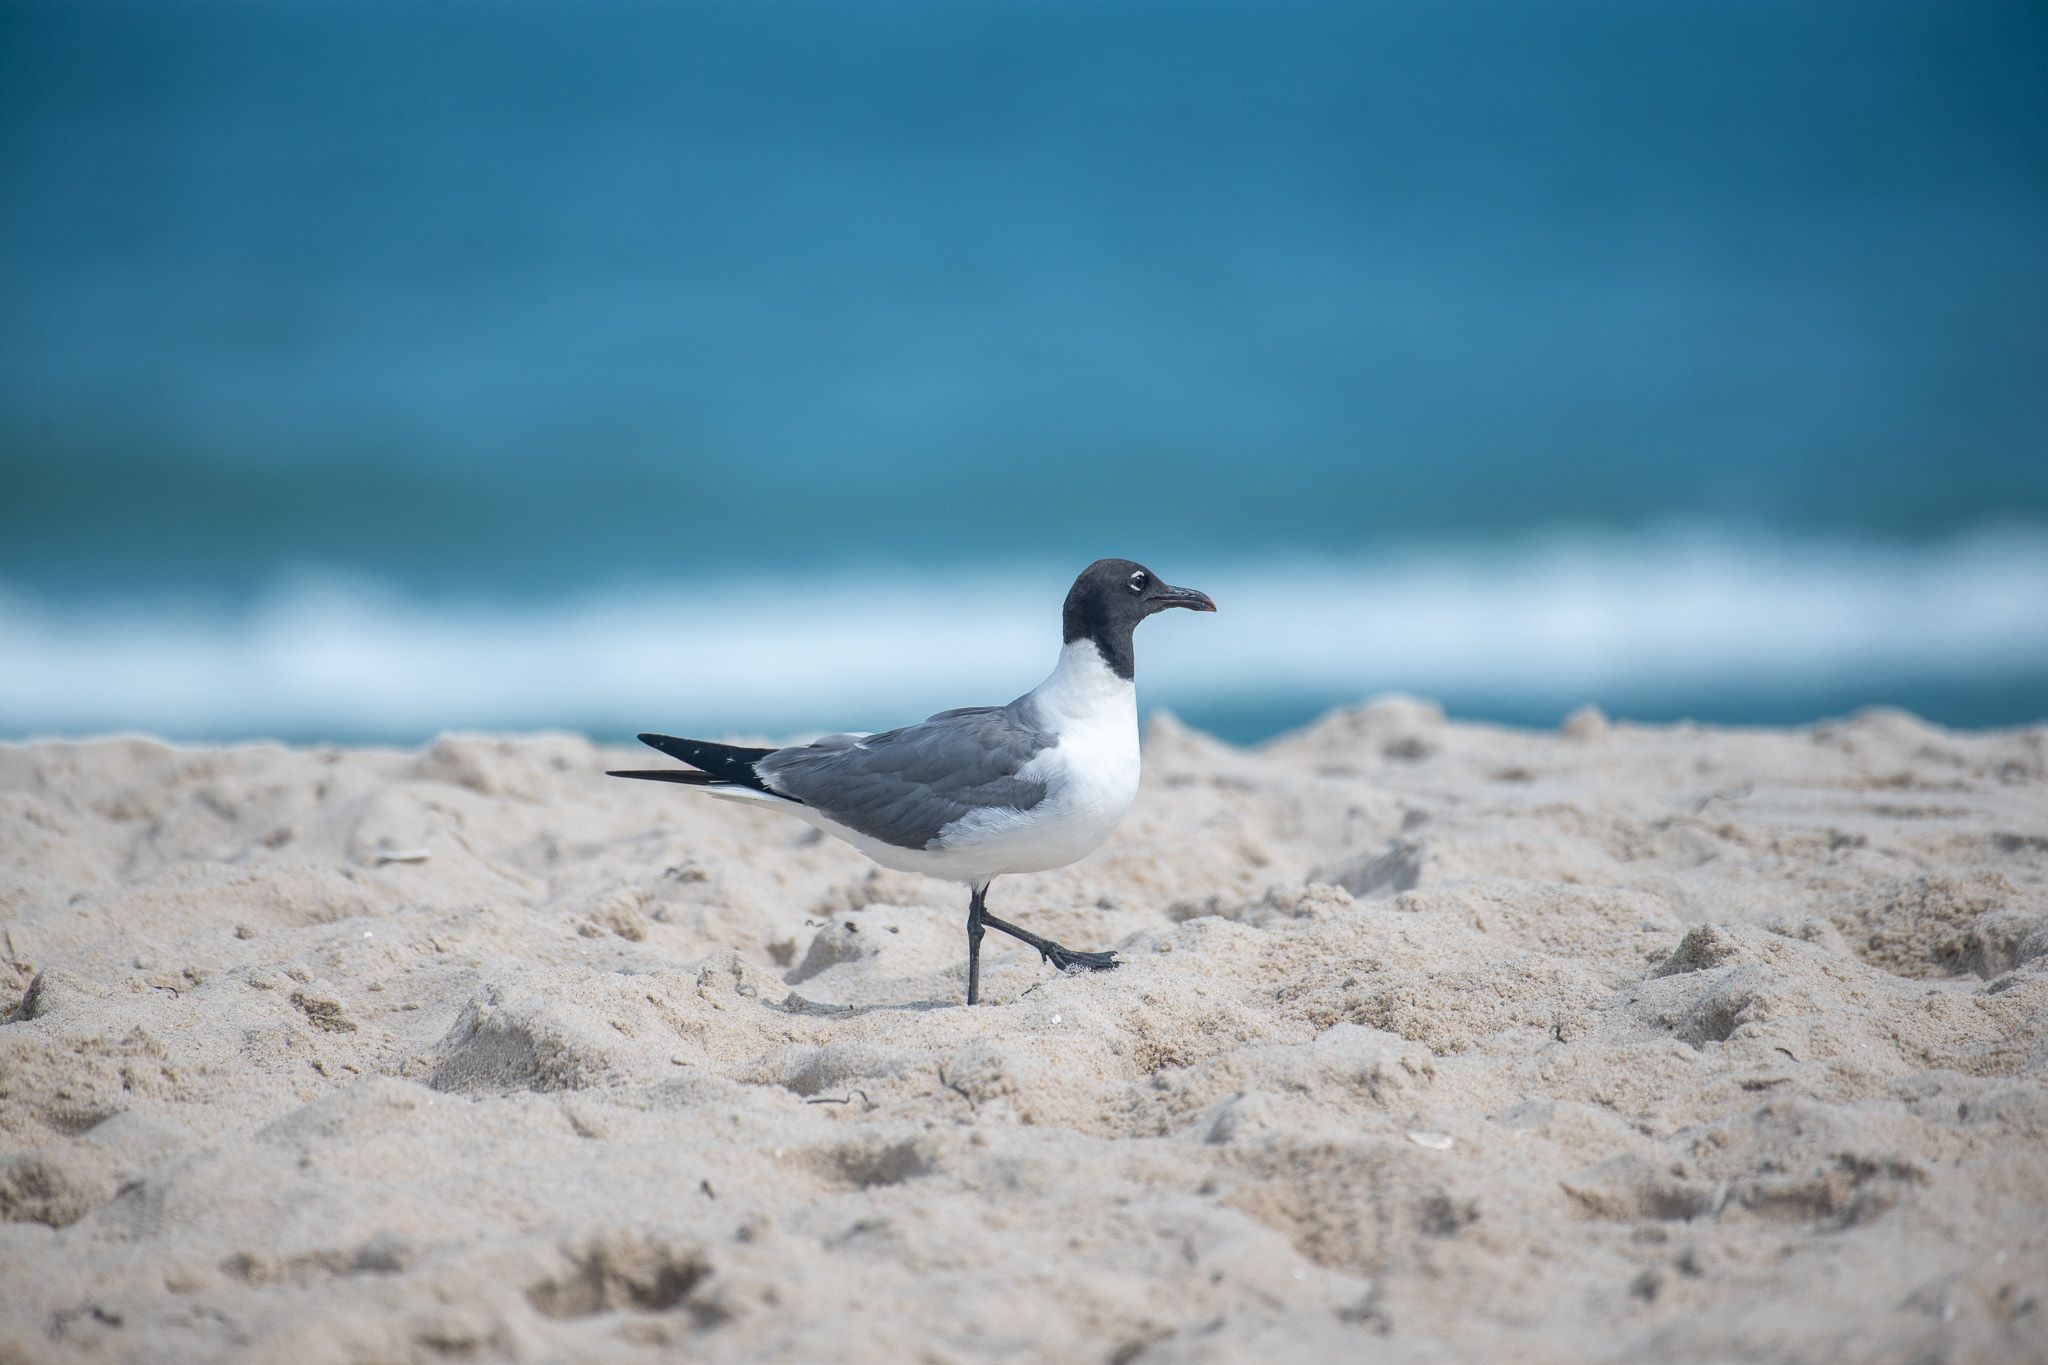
1024, 639, 1137, 731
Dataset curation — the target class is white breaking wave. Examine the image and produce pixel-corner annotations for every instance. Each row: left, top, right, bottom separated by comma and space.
3, 526, 2045, 739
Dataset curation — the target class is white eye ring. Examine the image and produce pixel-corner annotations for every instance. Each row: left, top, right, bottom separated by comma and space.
1128, 572, 1148, 593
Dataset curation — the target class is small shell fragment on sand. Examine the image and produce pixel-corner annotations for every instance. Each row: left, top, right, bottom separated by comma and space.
374, 848, 432, 864
1407, 1131, 1455, 1151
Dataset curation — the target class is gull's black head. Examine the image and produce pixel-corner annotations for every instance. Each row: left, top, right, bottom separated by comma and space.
1062, 558, 1216, 679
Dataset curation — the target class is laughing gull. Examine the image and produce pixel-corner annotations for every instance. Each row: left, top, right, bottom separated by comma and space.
608, 558, 1216, 1004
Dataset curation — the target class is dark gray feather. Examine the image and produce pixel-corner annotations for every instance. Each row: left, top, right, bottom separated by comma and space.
756, 703, 1055, 850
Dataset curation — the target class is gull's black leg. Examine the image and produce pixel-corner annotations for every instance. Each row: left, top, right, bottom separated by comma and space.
979, 904, 1120, 976
965, 881, 988, 1005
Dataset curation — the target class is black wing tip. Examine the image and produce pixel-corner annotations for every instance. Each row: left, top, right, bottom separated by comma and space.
607, 768, 723, 785
626, 732, 780, 795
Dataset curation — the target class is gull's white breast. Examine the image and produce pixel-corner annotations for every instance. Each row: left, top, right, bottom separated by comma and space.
932, 639, 1140, 877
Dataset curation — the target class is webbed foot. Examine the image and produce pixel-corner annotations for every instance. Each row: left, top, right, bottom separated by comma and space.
1040, 944, 1120, 974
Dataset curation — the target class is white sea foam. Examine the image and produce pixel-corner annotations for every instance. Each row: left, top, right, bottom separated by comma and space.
3, 526, 2045, 739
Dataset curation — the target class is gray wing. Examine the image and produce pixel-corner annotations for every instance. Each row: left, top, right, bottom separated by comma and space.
755, 705, 1054, 851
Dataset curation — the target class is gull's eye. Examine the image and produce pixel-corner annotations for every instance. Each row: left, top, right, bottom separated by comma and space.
1128, 571, 1149, 593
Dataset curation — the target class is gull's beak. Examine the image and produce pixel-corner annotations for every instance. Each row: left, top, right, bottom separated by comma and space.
1154, 584, 1217, 612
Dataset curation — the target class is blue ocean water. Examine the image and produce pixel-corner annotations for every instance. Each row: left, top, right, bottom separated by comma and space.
2, 1, 2045, 742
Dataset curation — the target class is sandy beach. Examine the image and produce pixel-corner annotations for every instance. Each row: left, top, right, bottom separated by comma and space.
2, 700, 2044, 1362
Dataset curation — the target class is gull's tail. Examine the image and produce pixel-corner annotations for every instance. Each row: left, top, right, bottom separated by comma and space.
606, 733, 789, 798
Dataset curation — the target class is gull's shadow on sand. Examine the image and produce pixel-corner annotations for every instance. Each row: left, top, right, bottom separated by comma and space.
768, 992, 965, 1018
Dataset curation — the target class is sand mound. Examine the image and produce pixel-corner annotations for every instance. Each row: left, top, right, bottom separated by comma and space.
1, 708, 2044, 1361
